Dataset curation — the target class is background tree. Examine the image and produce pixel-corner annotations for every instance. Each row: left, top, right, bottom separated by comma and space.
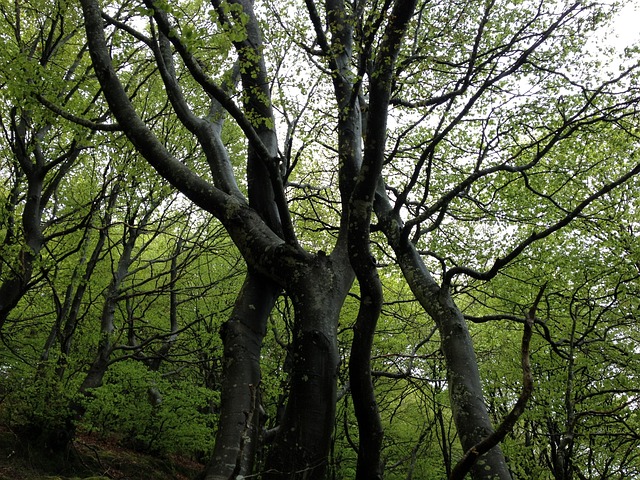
370, 1, 640, 477
0, 0, 103, 328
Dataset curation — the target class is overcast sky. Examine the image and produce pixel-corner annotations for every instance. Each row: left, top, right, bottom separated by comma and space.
612, 2, 640, 49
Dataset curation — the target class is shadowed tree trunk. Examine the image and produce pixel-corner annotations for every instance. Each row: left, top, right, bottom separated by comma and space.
0, 2, 100, 330
0, 109, 81, 329
205, 271, 279, 480
262, 249, 352, 480
78, 216, 138, 394
346, 1, 417, 478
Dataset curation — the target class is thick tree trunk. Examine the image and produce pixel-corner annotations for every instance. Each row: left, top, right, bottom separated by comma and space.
375, 188, 512, 480
57, 241, 128, 452
80, 1, 356, 477
263, 253, 350, 480
204, 271, 279, 480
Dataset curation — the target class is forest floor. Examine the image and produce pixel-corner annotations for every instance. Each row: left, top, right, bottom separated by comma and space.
0, 426, 204, 480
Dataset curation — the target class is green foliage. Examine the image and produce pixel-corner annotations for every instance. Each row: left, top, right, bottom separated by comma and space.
82, 360, 217, 456
0, 362, 78, 448
1, 0, 640, 478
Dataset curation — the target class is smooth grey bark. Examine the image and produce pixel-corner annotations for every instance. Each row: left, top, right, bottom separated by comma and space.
78, 225, 136, 393
150, 16, 281, 477
204, 271, 279, 480
202, 233, 353, 480
72, 0, 640, 477
374, 184, 512, 480
450, 288, 539, 479
199, 2, 289, 476
80, 1, 358, 477
152, 0, 355, 474
264, 250, 352, 480
375, 154, 640, 479
346, 2, 417, 478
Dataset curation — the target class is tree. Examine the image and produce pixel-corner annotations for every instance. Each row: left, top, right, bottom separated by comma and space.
0, 0, 99, 328
468, 205, 640, 479
370, 1, 640, 475
23, 0, 640, 478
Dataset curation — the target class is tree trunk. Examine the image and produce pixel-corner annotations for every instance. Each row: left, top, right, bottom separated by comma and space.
78, 242, 131, 393
0, 161, 44, 328
375, 187, 512, 480
436, 290, 512, 480
54, 180, 119, 377
78, 202, 147, 396
410, 257, 511, 480
79, 1, 356, 476
1, 107, 81, 329
263, 252, 351, 480
204, 271, 279, 480
346, 3, 417, 477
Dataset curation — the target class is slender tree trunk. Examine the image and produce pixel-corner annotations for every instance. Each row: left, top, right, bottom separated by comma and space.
347, 256, 384, 480
78, 236, 134, 393
346, 4, 417, 477
1, 108, 81, 329
53, 229, 133, 451
414, 261, 511, 480
375, 186, 512, 480
0, 164, 44, 328
437, 292, 511, 480
41, 181, 115, 369
56, 180, 120, 378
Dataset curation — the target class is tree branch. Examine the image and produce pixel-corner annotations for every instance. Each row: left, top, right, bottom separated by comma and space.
443, 160, 640, 286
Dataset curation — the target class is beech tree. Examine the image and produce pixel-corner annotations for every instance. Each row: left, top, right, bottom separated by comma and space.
76, 0, 420, 478
8, 0, 638, 479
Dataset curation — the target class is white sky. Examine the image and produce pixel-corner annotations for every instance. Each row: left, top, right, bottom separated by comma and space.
610, 2, 640, 49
